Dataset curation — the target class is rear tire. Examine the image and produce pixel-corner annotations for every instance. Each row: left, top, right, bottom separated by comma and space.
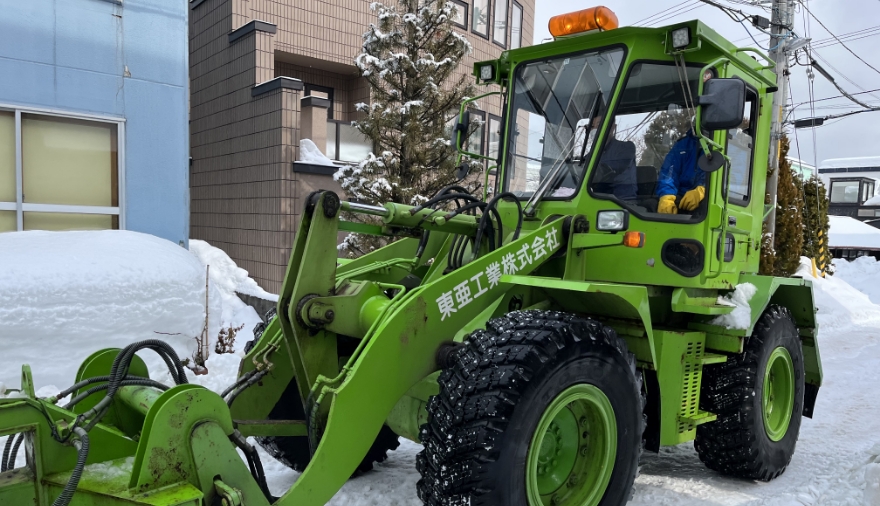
242, 309, 400, 474
417, 310, 644, 506
695, 305, 805, 481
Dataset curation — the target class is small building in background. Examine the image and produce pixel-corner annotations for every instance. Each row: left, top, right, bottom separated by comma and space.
0, 0, 190, 246
819, 156, 880, 188
188, 0, 536, 292
828, 215, 880, 260
787, 157, 816, 180
820, 157, 880, 230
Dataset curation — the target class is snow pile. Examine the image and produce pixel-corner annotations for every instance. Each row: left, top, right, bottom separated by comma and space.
831, 255, 880, 305
188, 239, 272, 345
797, 256, 880, 337
709, 283, 757, 329
0, 231, 215, 390
0, 231, 274, 391
828, 215, 880, 249
299, 138, 338, 166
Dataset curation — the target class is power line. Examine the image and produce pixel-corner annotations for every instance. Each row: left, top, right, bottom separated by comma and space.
799, 1, 880, 76
647, 4, 709, 27
792, 88, 880, 105
634, 0, 706, 27
811, 25, 880, 49
633, 0, 694, 26
810, 50, 880, 101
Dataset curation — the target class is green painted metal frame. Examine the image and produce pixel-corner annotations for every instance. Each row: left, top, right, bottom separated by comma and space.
0, 16, 824, 506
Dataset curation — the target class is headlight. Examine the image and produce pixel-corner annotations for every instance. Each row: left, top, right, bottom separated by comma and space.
596, 210, 628, 232
480, 64, 495, 82
671, 27, 691, 49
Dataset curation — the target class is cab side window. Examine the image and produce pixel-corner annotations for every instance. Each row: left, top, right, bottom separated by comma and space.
726, 89, 757, 203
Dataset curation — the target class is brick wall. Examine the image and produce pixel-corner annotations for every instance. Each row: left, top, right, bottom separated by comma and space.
189, 0, 536, 292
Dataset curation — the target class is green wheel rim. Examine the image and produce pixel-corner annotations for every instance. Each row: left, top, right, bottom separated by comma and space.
762, 346, 795, 442
526, 384, 617, 506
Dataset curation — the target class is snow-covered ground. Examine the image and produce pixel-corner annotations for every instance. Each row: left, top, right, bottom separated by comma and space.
1, 230, 878, 504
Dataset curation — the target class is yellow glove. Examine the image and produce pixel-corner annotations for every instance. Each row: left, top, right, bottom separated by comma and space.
658, 195, 678, 214
679, 186, 705, 211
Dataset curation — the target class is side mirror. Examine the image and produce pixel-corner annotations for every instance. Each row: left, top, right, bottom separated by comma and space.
451, 111, 471, 151
697, 78, 746, 131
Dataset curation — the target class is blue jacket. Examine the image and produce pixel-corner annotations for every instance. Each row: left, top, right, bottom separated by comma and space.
656, 131, 705, 198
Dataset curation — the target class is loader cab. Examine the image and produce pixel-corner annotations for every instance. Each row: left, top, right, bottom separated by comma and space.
466, 16, 776, 288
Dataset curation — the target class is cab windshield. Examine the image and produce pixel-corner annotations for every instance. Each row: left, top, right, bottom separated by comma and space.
504, 48, 625, 198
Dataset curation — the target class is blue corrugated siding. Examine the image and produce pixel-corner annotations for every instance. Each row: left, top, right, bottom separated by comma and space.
0, 0, 189, 246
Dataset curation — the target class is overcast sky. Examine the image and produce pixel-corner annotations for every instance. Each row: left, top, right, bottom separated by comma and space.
532, 0, 880, 167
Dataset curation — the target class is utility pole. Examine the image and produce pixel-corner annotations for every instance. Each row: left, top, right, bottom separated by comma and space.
765, 0, 794, 238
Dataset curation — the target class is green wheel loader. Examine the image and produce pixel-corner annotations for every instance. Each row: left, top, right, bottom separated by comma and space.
0, 6, 822, 506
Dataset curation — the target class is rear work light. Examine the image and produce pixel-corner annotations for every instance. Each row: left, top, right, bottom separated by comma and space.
549, 6, 619, 38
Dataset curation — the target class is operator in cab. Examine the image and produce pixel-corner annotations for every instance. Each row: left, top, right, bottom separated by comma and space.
588, 116, 638, 203
655, 130, 705, 214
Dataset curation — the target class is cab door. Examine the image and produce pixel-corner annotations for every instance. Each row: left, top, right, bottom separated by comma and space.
716, 81, 762, 274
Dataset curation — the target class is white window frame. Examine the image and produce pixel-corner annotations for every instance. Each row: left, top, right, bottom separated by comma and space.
0, 103, 126, 231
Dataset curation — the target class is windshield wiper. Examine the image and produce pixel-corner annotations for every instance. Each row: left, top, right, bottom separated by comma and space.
522, 61, 606, 217
524, 90, 602, 217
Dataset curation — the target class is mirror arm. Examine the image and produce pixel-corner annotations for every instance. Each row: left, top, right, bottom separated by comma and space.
695, 57, 732, 159
454, 91, 502, 163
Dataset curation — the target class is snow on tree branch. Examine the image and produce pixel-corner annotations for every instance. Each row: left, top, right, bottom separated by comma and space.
337, 0, 481, 256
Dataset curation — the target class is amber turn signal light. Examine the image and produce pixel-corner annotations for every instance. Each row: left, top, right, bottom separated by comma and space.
623, 231, 645, 248
549, 6, 619, 38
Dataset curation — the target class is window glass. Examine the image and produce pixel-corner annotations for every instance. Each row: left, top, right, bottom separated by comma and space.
22, 115, 117, 207
466, 110, 486, 155
510, 2, 523, 49
493, 0, 508, 46
727, 91, 756, 202
863, 181, 874, 202
590, 62, 708, 219
0, 211, 14, 232
451, 0, 468, 28
505, 48, 625, 198
472, 0, 489, 37
326, 122, 338, 160
23, 212, 113, 231
488, 115, 502, 161
830, 181, 860, 203
338, 123, 372, 162
0, 111, 13, 202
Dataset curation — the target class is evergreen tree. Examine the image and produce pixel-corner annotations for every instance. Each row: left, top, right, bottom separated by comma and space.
760, 135, 803, 276
801, 176, 831, 275
638, 109, 693, 167
335, 0, 477, 255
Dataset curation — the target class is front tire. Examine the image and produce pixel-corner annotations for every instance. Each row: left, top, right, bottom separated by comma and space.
417, 310, 644, 506
695, 305, 805, 481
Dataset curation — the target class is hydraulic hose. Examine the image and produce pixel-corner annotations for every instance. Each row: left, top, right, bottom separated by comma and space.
1, 433, 14, 472
225, 370, 269, 408
79, 340, 188, 432
1, 433, 24, 472
63, 379, 170, 410
54, 375, 152, 403
51, 427, 89, 506
230, 431, 275, 502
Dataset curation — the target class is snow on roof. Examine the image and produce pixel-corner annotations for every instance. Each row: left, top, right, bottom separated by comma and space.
828, 215, 880, 249
787, 157, 815, 169
821, 156, 880, 169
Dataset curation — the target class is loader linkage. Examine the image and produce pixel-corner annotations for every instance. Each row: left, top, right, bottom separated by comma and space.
1, 11, 823, 506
